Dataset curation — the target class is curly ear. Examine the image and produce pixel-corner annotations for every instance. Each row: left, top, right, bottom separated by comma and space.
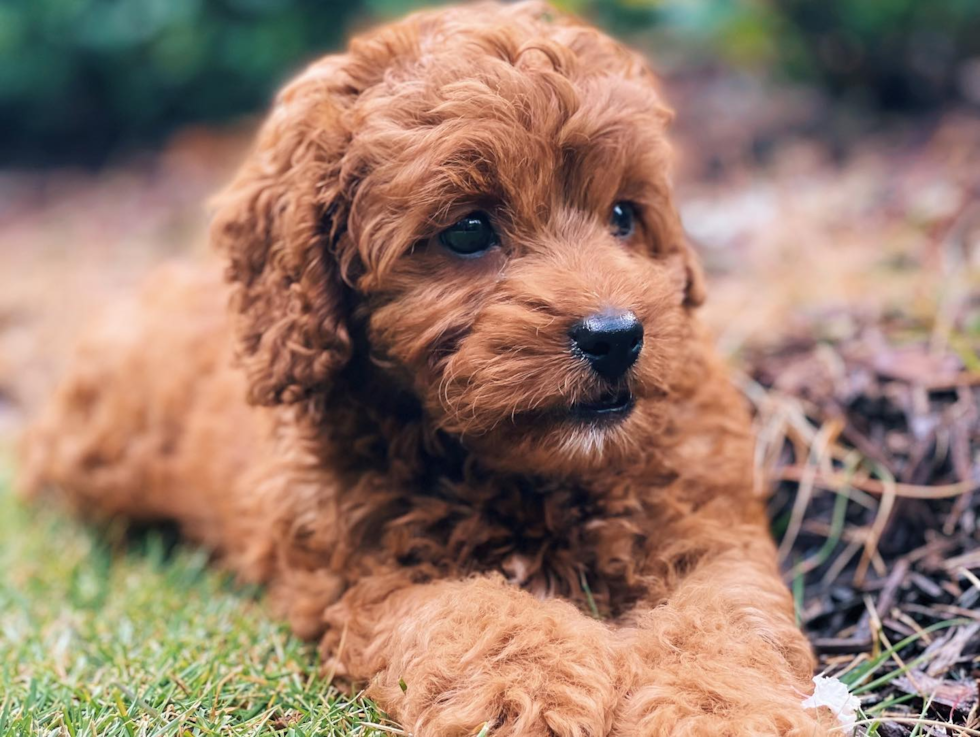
210, 57, 357, 406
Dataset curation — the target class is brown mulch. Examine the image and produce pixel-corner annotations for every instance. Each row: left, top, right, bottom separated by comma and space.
744, 307, 980, 733
701, 100, 980, 731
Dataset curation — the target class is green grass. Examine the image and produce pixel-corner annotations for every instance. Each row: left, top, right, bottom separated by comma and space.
0, 460, 388, 736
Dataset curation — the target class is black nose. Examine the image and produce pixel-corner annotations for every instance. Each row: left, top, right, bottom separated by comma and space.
569, 310, 643, 381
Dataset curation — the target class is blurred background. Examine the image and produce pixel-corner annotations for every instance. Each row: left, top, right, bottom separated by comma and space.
2, 1, 980, 732
2, 0, 980, 164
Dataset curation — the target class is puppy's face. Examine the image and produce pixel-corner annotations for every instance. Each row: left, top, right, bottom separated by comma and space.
214, 2, 705, 475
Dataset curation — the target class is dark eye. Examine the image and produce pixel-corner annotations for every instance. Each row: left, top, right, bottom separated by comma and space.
610, 201, 635, 238
439, 212, 498, 256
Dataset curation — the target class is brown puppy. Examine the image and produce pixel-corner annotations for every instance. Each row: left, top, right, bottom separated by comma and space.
20, 3, 832, 735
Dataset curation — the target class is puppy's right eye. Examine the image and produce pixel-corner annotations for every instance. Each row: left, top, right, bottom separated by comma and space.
439, 212, 498, 257
610, 201, 636, 238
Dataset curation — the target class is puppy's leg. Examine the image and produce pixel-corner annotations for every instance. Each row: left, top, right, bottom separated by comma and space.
322, 574, 624, 737
17, 266, 266, 562
612, 516, 832, 737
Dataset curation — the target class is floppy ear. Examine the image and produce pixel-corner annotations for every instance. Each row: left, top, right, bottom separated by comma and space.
660, 212, 707, 309
682, 242, 707, 308
210, 58, 357, 406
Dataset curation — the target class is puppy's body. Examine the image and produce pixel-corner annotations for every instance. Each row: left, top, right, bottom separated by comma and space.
22, 3, 831, 735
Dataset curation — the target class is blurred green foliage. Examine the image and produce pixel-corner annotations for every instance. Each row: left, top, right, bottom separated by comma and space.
774, 0, 980, 108
0, 0, 977, 165
0, 0, 367, 163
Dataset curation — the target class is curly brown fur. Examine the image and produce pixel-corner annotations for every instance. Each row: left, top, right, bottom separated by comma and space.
20, 3, 835, 735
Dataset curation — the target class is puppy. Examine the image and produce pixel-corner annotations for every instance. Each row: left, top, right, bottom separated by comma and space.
21, 2, 832, 735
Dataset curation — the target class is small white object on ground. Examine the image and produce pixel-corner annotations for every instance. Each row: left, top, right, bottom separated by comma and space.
801, 675, 861, 734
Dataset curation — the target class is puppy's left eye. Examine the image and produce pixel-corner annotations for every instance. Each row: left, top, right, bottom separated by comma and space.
610, 201, 635, 238
439, 212, 499, 257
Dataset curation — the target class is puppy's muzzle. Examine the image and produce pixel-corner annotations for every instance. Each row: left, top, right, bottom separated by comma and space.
569, 309, 643, 381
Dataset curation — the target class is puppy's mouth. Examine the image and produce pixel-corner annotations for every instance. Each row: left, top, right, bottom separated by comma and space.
569, 389, 634, 424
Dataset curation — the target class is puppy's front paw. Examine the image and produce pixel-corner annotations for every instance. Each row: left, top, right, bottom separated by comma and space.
365, 580, 623, 737
612, 687, 834, 737
378, 653, 620, 737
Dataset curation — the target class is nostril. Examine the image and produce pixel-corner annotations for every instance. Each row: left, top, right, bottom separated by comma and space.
629, 336, 641, 350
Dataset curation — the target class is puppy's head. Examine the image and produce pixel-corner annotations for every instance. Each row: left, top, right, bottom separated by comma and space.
212, 1, 706, 475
